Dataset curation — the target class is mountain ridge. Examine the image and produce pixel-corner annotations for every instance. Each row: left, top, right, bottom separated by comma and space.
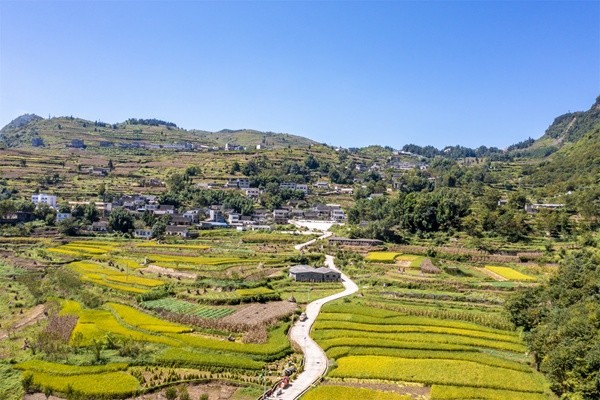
0, 116, 319, 149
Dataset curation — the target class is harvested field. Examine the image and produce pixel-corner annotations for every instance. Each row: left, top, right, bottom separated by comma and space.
221, 301, 297, 327
142, 264, 197, 279
0, 304, 47, 341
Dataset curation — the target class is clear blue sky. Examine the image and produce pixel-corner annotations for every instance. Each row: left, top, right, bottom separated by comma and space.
1, 1, 598, 149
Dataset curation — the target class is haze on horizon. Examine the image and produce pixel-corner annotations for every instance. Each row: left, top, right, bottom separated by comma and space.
0, 1, 598, 149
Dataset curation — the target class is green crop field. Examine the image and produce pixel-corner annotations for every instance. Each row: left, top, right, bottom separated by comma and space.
141, 298, 234, 318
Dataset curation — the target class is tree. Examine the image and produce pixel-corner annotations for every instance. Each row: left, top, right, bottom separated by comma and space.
304, 154, 319, 169
230, 161, 241, 174
98, 183, 106, 198
83, 202, 99, 224
108, 207, 134, 234
242, 160, 260, 176
496, 210, 530, 242
151, 220, 166, 238
34, 203, 56, 225
91, 338, 103, 363
166, 172, 188, 193
58, 217, 80, 236
185, 165, 201, 176
107, 159, 114, 171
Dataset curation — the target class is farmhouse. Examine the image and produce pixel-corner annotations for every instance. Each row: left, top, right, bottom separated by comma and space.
90, 221, 109, 232
165, 226, 198, 238
289, 265, 341, 282
134, 228, 153, 239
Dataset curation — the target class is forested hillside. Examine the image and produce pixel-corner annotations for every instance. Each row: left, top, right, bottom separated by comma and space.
507, 250, 600, 399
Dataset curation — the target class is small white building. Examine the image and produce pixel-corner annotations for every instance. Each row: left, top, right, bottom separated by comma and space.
134, 229, 153, 239
331, 209, 346, 221
244, 188, 260, 198
56, 212, 72, 222
228, 213, 241, 224
31, 193, 57, 208
295, 184, 308, 194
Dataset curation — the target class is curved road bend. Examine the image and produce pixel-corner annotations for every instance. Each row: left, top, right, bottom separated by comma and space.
269, 230, 358, 400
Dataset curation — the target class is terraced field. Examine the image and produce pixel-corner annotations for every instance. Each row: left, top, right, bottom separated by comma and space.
310, 301, 552, 400
141, 298, 234, 318
67, 261, 164, 293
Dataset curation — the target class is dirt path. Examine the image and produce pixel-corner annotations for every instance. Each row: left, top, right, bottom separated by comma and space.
0, 304, 47, 340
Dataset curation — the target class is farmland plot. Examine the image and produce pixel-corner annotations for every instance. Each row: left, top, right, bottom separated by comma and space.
312, 301, 551, 399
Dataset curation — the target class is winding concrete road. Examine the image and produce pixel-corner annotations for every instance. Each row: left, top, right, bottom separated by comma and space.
267, 228, 358, 400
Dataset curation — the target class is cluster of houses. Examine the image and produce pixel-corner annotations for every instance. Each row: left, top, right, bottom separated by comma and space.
26, 193, 346, 238
65, 138, 267, 152
198, 180, 354, 198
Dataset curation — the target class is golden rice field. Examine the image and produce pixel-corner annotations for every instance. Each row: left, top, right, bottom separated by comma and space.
330, 356, 547, 393
16, 360, 128, 375
365, 252, 401, 262
16, 361, 139, 397
68, 261, 164, 293
485, 266, 535, 281
135, 242, 210, 250
108, 302, 192, 333
430, 385, 551, 400
302, 386, 413, 400
60, 300, 291, 359
315, 302, 551, 399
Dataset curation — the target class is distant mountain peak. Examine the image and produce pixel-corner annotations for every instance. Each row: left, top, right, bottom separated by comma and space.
593, 96, 600, 111
1, 114, 43, 132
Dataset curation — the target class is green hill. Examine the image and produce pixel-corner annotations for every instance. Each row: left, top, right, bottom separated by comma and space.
523, 97, 600, 190
513, 96, 600, 158
192, 129, 318, 149
0, 116, 317, 149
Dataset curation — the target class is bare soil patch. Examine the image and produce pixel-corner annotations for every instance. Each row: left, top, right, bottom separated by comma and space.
221, 301, 297, 327
395, 260, 411, 267
0, 304, 47, 340
142, 264, 197, 279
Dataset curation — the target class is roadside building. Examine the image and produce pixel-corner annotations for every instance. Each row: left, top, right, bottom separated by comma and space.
289, 265, 341, 282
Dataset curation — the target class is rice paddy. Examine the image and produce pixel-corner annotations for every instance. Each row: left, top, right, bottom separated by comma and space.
485, 266, 536, 281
